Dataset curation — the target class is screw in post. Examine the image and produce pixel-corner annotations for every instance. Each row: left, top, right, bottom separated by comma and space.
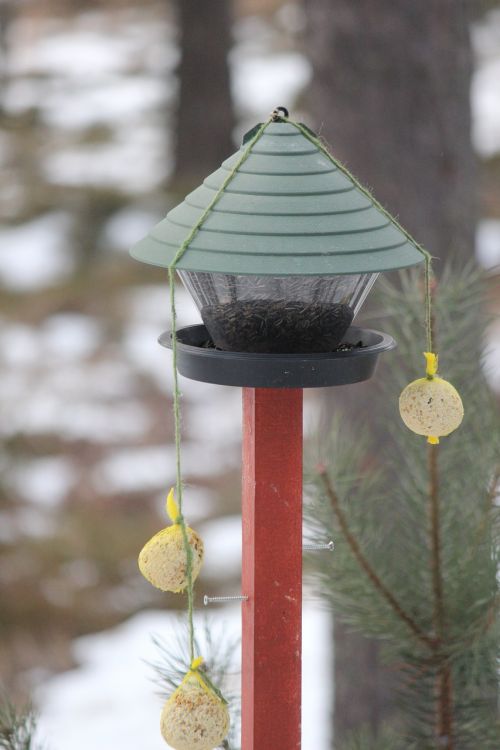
303, 540, 335, 552
203, 594, 249, 607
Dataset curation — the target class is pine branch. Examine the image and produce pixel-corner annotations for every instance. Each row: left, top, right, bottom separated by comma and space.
428, 444, 454, 749
149, 618, 241, 749
461, 464, 500, 570
308, 266, 500, 747
429, 446, 445, 643
0, 698, 41, 750
317, 467, 435, 650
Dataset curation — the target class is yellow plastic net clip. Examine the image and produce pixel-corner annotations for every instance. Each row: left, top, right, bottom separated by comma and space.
424, 351, 438, 379
166, 487, 181, 524
182, 657, 212, 696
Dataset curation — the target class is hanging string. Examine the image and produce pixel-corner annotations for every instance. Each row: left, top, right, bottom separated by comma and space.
166, 115, 274, 664
282, 117, 435, 355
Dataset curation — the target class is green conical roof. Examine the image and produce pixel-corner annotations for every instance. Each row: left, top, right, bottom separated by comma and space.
130, 121, 424, 276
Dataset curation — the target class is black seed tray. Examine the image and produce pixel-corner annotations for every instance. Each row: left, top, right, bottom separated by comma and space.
158, 325, 396, 389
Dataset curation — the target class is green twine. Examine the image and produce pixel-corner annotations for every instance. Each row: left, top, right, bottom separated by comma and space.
167, 264, 196, 660
166, 116, 274, 664
166, 111, 436, 663
283, 117, 435, 355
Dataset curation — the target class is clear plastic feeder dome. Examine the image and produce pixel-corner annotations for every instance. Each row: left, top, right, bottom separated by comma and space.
179, 270, 378, 354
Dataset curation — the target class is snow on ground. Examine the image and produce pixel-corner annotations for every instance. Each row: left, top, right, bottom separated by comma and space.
476, 220, 500, 391
4, 391, 153, 444
11, 456, 76, 507
476, 219, 500, 270
43, 123, 169, 192
0, 315, 101, 368
0, 348, 151, 442
93, 437, 240, 495
102, 207, 164, 253
200, 515, 242, 579
123, 283, 201, 393
8, 11, 177, 80
35, 604, 332, 750
471, 58, 500, 157
472, 9, 500, 157
0, 213, 75, 291
41, 314, 103, 360
41, 76, 170, 131
484, 325, 500, 393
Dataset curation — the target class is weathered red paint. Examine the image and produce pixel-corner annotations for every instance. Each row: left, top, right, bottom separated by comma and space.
241, 387, 303, 750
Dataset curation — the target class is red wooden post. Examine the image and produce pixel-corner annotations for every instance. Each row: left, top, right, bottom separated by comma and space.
241, 387, 303, 750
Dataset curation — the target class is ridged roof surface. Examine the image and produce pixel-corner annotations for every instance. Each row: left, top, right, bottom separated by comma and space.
130, 122, 424, 276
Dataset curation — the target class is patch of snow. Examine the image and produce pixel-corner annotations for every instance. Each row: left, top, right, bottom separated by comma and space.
472, 8, 500, 64
0, 362, 151, 442
231, 51, 312, 116
11, 456, 76, 507
126, 284, 200, 330
9, 11, 179, 79
64, 401, 153, 443
476, 219, 500, 270
154, 485, 218, 524
102, 209, 164, 252
185, 389, 241, 448
36, 605, 331, 750
126, 285, 171, 328
198, 515, 242, 579
44, 400, 150, 444
233, 15, 277, 56
93, 439, 239, 494
42, 125, 169, 192
41, 314, 103, 361
35, 610, 226, 750
0, 316, 101, 368
0, 213, 75, 291
11, 26, 145, 78
40, 77, 169, 130
483, 328, 500, 393
94, 445, 172, 494
471, 9, 500, 156
47, 360, 139, 401
303, 603, 332, 749
472, 59, 500, 156
0, 323, 40, 367
123, 321, 172, 391
123, 292, 203, 393
303, 390, 325, 439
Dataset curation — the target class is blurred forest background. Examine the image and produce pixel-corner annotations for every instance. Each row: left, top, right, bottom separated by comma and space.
0, 0, 499, 748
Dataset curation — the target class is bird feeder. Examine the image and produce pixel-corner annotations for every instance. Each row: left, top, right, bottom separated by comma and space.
130, 116, 424, 750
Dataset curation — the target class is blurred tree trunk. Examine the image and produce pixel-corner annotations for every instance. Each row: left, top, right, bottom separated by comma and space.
304, 0, 476, 267
172, 0, 235, 189
303, 0, 477, 744
0, 0, 14, 111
